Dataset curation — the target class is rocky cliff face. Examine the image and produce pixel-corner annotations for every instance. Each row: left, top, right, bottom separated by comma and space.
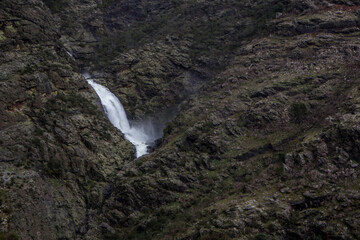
0, 1, 135, 239
1, 0, 360, 239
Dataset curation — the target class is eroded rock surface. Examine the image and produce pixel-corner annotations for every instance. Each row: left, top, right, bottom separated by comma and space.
1, 0, 360, 239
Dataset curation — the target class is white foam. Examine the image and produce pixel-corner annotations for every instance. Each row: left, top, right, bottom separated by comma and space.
86, 77, 154, 157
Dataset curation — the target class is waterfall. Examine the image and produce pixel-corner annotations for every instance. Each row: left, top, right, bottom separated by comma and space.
65, 50, 75, 60
85, 75, 155, 157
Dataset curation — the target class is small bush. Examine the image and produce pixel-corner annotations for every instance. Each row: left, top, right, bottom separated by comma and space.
34, 127, 44, 136
356, 11, 360, 22
254, 233, 273, 240
42, 0, 68, 13
289, 102, 308, 124
0, 189, 6, 205
277, 152, 286, 163
47, 158, 63, 177
0, 232, 19, 240
3, 207, 12, 214
45, 92, 99, 116
99, 0, 117, 9
31, 138, 41, 148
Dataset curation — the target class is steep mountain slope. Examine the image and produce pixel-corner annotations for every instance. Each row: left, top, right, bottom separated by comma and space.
1, 0, 360, 239
0, 1, 134, 239
97, 3, 360, 239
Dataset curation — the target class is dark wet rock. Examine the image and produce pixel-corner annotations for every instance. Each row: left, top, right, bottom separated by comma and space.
147, 138, 162, 153
291, 195, 330, 211
236, 144, 274, 161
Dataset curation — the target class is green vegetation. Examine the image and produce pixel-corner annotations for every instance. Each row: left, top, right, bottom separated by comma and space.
255, 233, 273, 240
47, 158, 62, 177
356, 11, 360, 22
0, 189, 6, 205
96, 15, 170, 65
31, 137, 41, 148
102, 232, 121, 240
99, 0, 117, 9
95, 0, 292, 69
41, 0, 68, 13
87, 180, 95, 191
45, 92, 99, 116
289, 102, 308, 124
48, 178, 63, 188
34, 127, 44, 136
3, 0, 360, 239
21, 64, 36, 74
0, 233, 19, 240
0, 31, 6, 41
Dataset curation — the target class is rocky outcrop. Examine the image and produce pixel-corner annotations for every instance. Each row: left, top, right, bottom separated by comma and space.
100, 38, 208, 117
273, 5, 360, 36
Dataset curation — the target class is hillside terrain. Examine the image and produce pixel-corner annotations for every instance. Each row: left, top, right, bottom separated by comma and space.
1, 0, 360, 239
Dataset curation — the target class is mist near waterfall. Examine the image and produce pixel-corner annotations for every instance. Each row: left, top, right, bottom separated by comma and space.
85, 74, 173, 157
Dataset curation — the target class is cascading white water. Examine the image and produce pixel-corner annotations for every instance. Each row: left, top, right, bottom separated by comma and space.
85, 76, 153, 157
65, 50, 75, 60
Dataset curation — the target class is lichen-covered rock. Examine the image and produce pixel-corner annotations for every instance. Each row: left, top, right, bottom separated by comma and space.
2, 0, 360, 239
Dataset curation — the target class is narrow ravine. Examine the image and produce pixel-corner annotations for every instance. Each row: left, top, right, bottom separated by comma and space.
85, 74, 160, 157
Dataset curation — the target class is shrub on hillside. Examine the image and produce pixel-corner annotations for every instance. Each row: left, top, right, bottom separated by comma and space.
289, 102, 308, 124
42, 0, 67, 13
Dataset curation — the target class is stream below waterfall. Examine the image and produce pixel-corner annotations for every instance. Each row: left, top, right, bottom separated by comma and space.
85, 74, 164, 157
